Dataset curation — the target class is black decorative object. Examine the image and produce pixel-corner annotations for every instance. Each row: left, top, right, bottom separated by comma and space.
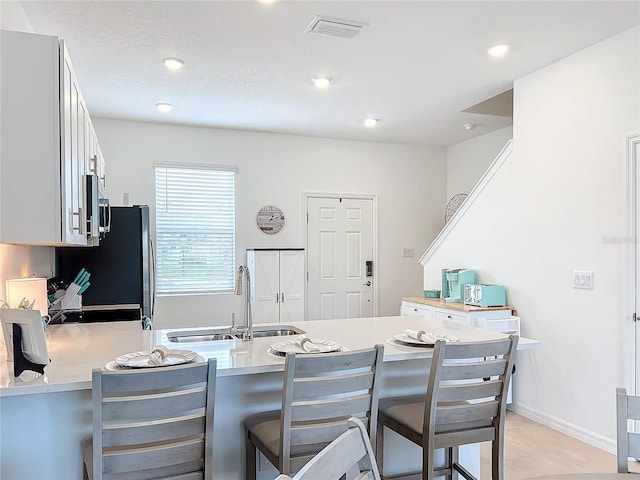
11, 323, 47, 377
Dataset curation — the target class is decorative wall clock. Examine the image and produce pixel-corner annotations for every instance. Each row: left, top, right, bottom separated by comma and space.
256, 205, 285, 234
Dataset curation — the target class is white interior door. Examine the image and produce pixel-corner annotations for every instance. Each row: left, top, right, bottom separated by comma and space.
249, 250, 279, 324
306, 196, 374, 320
279, 250, 305, 323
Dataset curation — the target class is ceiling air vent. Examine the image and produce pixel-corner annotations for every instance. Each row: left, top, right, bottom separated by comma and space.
305, 16, 368, 39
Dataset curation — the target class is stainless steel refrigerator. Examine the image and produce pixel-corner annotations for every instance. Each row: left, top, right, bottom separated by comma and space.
55, 206, 153, 322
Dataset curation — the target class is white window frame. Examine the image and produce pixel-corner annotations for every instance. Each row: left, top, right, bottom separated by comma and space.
154, 163, 237, 295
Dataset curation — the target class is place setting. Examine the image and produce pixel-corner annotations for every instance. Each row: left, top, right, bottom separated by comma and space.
268, 335, 345, 357
105, 345, 204, 371
388, 329, 460, 349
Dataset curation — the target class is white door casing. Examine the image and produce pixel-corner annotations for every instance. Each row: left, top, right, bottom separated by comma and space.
631, 134, 640, 395
306, 195, 376, 320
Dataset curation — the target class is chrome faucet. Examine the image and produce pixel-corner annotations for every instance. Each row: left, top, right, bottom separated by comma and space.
233, 265, 253, 340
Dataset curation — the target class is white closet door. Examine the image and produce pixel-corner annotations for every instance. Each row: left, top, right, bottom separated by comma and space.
279, 250, 305, 323
251, 251, 280, 324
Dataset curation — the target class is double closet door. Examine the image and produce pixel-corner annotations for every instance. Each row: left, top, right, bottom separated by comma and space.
247, 249, 305, 324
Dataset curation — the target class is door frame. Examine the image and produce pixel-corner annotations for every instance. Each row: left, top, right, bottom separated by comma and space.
628, 133, 640, 396
303, 192, 379, 320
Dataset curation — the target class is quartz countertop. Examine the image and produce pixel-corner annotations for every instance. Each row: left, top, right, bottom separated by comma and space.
0, 315, 540, 397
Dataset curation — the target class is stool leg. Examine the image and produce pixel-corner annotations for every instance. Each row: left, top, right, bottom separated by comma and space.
246, 432, 257, 480
376, 421, 385, 477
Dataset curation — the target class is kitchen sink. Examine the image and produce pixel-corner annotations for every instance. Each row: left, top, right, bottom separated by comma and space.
168, 331, 237, 343
167, 325, 305, 343
235, 328, 304, 340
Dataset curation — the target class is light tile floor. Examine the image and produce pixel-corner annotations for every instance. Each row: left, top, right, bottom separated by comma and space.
480, 411, 640, 479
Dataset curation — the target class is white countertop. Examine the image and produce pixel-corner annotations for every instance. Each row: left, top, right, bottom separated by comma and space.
0, 315, 541, 397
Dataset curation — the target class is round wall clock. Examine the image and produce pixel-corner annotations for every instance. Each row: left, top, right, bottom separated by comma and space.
256, 205, 285, 234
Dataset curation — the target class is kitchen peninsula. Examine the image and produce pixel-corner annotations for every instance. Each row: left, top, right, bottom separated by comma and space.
0, 316, 540, 480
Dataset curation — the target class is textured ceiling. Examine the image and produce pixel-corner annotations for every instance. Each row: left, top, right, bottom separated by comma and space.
19, 1, 640, 146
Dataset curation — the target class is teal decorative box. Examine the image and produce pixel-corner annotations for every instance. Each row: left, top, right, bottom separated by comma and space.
423, 289, 441, 298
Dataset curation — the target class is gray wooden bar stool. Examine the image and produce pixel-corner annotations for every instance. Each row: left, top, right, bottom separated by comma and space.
244, 345, 384, 479
376, 336, 518, 480
82, 358, 217, 480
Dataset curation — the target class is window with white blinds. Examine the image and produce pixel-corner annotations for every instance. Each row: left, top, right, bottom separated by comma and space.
154, 165, 236, 295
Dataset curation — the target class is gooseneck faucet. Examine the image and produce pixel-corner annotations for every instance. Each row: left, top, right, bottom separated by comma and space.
233, 265, 253, 340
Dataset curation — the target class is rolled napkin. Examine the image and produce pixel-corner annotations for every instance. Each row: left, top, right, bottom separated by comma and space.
296, 335, 322, 353
404, 329, 460, 343
148, 345, 168, 365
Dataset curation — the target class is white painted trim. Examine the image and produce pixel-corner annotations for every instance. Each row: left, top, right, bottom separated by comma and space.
628, 133, 640, 397
302, 192, 379, 319
419, 139, 513, 266
508, 404, 616, 454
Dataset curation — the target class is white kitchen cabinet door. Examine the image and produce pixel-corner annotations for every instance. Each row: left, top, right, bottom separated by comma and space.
248, 249, 305, 324
278, 250, 305, 323
0, 30, 103, 246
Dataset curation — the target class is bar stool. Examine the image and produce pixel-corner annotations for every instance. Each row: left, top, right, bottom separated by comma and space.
244, 345, 384, 479
82, 358, 216, 480
376, 336, 518, 480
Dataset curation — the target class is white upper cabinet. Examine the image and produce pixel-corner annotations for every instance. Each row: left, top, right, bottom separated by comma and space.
0, 30, 105, 245
247, 249, 305, 324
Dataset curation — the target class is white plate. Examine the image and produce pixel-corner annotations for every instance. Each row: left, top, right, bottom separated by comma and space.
105, 355, 205, 371
269, 338, 342, 357
392, 332, 460, 348
114, 348, 199, 368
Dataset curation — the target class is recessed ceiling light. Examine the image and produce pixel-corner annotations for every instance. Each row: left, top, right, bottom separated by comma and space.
312, 77, 332, 89
156, 102, 172, 113
162, 58, 184, 71
487, 44, 510, 58
363, 118, 378, 128
464, 123, 477, 131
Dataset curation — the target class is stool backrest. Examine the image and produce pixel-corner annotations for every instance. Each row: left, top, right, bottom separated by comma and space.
280, 345, 384, 473
425, 336, 518, 452
91, 358, 216, 480
276, 417, 381, 480
616, 387, 640, 473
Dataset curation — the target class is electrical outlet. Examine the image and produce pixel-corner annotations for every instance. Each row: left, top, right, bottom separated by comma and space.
573, 270, 594, 290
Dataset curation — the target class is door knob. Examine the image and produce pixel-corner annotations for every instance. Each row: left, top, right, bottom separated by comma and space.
363, 281, 372, 287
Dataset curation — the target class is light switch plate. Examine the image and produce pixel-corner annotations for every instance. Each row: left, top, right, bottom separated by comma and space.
402, 247, 414, 258
573, 270, 594, 289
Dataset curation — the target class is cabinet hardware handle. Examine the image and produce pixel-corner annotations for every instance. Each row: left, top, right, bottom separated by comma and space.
276, 293, 279, 303
281, 293, 284, 303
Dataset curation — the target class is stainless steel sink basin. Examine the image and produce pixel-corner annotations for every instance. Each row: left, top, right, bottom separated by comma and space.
236, 327, 304, 340
167, 325, 305, 343
168, 330, 237, 343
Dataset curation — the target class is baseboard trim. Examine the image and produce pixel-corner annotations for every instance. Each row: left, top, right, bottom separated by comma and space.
508, 403, 616, 454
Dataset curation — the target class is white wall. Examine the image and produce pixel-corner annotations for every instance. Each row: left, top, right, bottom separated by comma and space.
446, 126, 513, 200
422, 27, 639, 449
94, 119, 446, 328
